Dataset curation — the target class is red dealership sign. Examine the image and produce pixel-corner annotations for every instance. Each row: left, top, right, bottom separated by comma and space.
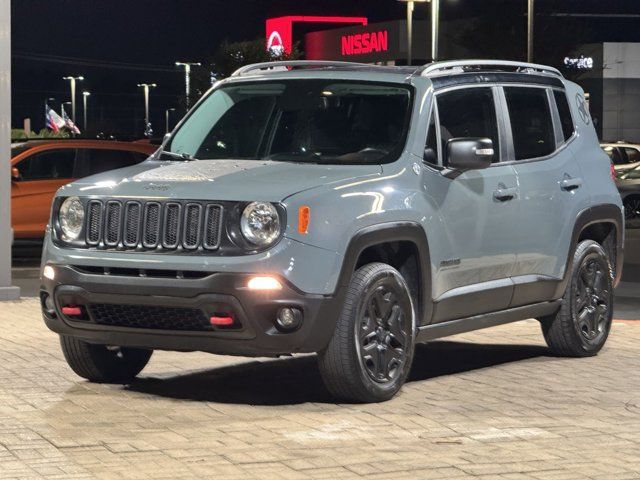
266, 16, 368, 55
341, 30, 389, 56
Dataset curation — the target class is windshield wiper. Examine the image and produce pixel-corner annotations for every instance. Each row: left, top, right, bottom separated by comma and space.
158, 150, 198, 162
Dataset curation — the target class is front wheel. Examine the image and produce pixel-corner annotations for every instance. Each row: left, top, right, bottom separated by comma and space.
318, 262, 416, 403
60, 336, 153, 383
540, 240, 613, 357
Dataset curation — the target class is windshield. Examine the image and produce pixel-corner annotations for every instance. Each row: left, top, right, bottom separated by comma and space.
167, 80, 412, 164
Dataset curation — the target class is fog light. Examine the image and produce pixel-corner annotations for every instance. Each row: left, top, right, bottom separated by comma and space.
43, 265, 55, 281
276, 307, 302, 331
247, 276, 282, 290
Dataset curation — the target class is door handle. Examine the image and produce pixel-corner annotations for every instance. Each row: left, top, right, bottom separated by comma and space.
560, 177, 583, 191
493, 186, 518, 202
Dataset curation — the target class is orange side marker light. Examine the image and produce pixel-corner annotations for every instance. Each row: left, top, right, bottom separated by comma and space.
298, 206, 310, 234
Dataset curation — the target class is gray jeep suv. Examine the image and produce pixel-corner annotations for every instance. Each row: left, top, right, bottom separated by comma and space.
40, 60, 623, 402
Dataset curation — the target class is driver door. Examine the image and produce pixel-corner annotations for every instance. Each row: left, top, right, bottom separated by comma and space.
422, 86, 520, 322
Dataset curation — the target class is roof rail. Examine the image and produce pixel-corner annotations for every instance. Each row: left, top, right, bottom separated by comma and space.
417, 60, 563, 78
232, 60, 372, 76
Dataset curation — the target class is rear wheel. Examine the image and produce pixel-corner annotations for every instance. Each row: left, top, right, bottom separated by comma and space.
318, 262, 416, 403
540, 240, 613, 357
60, 336, 152, 383
623, 196, 640, 228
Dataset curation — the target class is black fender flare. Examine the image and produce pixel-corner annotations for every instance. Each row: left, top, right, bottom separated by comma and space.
335, 222, 432, 326
555, 203, 624, 298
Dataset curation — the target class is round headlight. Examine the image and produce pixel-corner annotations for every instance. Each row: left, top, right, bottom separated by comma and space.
58, 196, 84, 242
240, 202, 281, 247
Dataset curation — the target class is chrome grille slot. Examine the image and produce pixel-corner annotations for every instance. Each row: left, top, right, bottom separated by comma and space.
203, 204, 223, 250
104, 201, 122, 247
123, 202, 141, 247
162, 203, 181, 248
183, 203, 202, 249
143, 202, 161, 248
86, 200, 103, 245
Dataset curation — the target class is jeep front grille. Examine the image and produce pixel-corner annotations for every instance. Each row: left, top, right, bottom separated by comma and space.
84, 199, 223, 251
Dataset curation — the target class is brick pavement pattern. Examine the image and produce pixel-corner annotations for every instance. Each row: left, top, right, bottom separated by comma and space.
0, 299, 638, 480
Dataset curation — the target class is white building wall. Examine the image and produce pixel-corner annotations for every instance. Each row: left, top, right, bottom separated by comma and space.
602, 43, 640, 142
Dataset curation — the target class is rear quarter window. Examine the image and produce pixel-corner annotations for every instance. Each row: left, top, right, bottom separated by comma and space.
553, 90, 575, 141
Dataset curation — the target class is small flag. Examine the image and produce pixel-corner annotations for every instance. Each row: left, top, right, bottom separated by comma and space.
45, 104, 65, 132
61, 105, 81, 135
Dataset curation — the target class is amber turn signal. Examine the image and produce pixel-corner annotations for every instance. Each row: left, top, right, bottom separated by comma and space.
298, 205, 310, 234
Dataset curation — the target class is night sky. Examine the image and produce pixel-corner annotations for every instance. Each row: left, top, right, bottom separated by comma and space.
11, 0, 640, 137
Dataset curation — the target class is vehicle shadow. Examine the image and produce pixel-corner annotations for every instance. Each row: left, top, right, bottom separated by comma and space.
126, 340, 551, 405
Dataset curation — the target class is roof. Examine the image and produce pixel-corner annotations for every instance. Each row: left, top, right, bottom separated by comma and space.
231, 60, 563, 80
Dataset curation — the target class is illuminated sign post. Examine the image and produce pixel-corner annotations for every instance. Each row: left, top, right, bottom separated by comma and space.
266, 16, 368, 56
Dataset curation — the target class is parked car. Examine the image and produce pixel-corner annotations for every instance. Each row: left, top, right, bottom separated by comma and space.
601, 142, 640, 173
40, 60, 623, 402
615, 165, 640, 228
11, 140, 156, 241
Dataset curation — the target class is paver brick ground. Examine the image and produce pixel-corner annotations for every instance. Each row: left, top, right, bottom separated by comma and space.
0, 298, 638, 479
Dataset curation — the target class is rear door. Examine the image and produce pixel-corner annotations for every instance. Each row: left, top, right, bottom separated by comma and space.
504, 86, 590, 306
11, 148, 78, 238
423, 86, 520, 322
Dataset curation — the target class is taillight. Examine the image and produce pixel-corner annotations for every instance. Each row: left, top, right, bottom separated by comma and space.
610, 163, 616, 181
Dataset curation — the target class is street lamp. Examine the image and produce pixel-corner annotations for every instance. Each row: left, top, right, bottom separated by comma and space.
61, 101, 72, 117
398, 0, 425, 66
165, 107, 175, 134
62, 76, 84, 123
175, 61, 201, 109
137, 83, 157, 132
527, 0, 534, 62
82, 91, 90, 133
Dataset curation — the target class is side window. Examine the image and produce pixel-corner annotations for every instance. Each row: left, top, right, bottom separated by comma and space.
504, 87, 555, 160
18, 149, 77, 180
623, 147, 640, 164
436, 87, 499, 165
86, 149, 140, 175
424, 105, 439, 166
553, 90, 575, 141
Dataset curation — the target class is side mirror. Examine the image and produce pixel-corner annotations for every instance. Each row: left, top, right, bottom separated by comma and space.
11, 167, 21, 181
446, 138, 494, 171
423, 147, 437, 164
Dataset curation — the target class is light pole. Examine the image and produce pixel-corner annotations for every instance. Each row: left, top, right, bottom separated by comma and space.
137, 83, 157, 130
165, 108, 175, 134
61, 101, 72, 118
527, 0, 534, 62
431, 0, 440, 62
175, 61, 201, 109
82, 91, 90, 133
398, 0, 429, 65
62, 76, 84, 123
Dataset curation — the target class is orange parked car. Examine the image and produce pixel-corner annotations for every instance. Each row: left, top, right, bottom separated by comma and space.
11, 140, 156, 241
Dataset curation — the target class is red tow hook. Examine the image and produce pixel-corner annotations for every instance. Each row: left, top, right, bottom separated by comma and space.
61, 306, 83, 316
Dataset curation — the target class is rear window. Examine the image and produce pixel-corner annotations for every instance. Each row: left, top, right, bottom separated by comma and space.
553, 90, 575, 141
623, 147, 640, 164
505, 87, 555, 160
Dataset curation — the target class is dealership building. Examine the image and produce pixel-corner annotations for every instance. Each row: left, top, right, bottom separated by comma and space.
566, 43, 640, 142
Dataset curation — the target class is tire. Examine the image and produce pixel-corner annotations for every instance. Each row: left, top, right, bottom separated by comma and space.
318, 262, 416, 403
540, 240, 613, 357
60, 336, 153, 383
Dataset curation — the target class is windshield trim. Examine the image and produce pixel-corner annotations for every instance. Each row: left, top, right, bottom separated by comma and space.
164, 78, 415, 166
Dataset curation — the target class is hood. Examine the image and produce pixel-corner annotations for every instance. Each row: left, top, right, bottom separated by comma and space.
61, 159, 382, 201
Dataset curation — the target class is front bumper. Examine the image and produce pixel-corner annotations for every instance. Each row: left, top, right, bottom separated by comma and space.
40, 265, 343, 356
